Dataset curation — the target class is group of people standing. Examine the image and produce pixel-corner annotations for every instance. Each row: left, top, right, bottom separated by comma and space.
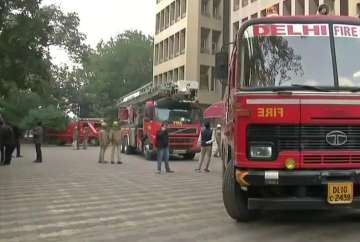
72, 125, 90, 150
0, 114, 43, 166
98, 121, 123, 164
155, 121, 221, 174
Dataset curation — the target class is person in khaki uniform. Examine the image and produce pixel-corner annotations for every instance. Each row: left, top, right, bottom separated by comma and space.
98, 122, 109, 163
109, 121, 122, 164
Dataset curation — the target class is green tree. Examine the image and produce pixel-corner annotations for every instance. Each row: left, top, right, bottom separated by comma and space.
21, 105, 68, 131
83, 30, 153, 119
0, 0, 88, 97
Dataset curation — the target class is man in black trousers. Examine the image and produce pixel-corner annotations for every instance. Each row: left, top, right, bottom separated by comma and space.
0, 120, 16, 166
32, 121, 44, 163
12, 125, 22, 158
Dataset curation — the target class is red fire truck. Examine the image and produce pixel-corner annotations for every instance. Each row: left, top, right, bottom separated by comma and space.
47, 118, 101, 145
118, 80, 202, 160
220, 16, 360, 221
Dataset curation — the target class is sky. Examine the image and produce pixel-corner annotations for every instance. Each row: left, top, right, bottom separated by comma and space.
42, 0, 156, 65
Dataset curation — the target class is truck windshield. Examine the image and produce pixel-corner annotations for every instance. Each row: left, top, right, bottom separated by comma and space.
334, 24, 360, 87
240, 23, 335, 89
156, 108, 202, 124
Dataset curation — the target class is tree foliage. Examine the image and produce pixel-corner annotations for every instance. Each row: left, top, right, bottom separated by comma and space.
82, 30, 153, 119
0, 0, 88, 97
21, 105, 68, 131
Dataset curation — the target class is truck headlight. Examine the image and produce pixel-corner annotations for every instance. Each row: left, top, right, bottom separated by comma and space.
250, 145, 273, 159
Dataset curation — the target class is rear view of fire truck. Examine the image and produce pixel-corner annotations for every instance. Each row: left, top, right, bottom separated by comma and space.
118, 80, 202, 160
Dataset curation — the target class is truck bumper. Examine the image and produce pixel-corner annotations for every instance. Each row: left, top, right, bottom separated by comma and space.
236, 169, 360, 210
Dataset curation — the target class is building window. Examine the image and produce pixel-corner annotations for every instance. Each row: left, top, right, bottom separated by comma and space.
174, 68, 179, 81
200, 65, 210, 90
164, 39, 169, 61
169, 36, 174, 59
295, 0, 305, 15
283, 0, 292, 16
176, 0, 181, 20
210, 67, 215, 91
179, 66, 185, 80
324, 0, 335, 15
156, 13, 160, 34
154, 44, 159, 65
340, 0, 349, 16
233, 0, 240, 11
181, 0, 187, 18
242, 0, 248, 8
213, 0, 221, 19
170, 2, 175, 25
201, 0, 211, 17
174, 32, 180, 56
201, 28, 211, 54
165, 6, 170, 29
180, 29, 186, 54
309, 0, 319, 15
212, 30, 221, 54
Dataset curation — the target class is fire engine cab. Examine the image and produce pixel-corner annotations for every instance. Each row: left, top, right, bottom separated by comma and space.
219, 15, 360, 221
118, 80, 202, 160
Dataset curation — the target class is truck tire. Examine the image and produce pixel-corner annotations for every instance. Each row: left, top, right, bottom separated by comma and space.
183, 153, 196, 160
223, 160, 256, 222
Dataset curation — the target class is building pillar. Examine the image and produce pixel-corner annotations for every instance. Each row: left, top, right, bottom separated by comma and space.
291, 0, 296, 15
334, 0, 340, 15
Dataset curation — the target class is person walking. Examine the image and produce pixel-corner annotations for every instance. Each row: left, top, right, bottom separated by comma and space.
214, 124, 222, 158
195, 122, 214, 173
83, 125, 89, 150
32, 121, 44, 163
155, 123, 174, 174
12, 125, 22, 158
109, 121, 122, 164
98, 122, 109, 164
0, 120, 16, 166
72, 125, 79, 150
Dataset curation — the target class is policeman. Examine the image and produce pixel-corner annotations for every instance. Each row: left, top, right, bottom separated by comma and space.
98, 122, 109, 163
110, 121, 122, 164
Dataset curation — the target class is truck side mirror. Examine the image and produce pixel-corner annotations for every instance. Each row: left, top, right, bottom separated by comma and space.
215, 52, 229, 82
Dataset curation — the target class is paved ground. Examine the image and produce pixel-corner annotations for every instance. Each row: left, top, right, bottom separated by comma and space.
1, 145, 360, 242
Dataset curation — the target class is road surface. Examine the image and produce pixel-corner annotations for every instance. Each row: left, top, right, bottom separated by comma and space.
1, 145, 360, 242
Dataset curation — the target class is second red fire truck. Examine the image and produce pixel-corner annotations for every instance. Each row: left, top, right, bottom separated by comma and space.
118, 80, 202, 160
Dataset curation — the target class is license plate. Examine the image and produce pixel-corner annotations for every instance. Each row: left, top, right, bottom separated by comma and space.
173, 150, 187, 154
327, 182, 353, 205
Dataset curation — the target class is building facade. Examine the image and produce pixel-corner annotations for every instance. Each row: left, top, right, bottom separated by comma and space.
231, 0, 360, 42
153, 0, 226, 105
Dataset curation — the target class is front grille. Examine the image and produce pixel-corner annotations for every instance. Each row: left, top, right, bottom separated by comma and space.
304, 154, 360, 163
167, 128, 197, 135
247, 125, 360, 152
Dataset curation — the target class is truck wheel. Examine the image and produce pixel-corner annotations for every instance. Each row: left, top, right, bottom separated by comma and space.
183, 153, 195, 160
223, 161, 256, 222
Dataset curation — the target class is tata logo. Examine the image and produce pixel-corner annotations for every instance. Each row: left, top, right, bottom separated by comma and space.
326, 131, 348, 146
